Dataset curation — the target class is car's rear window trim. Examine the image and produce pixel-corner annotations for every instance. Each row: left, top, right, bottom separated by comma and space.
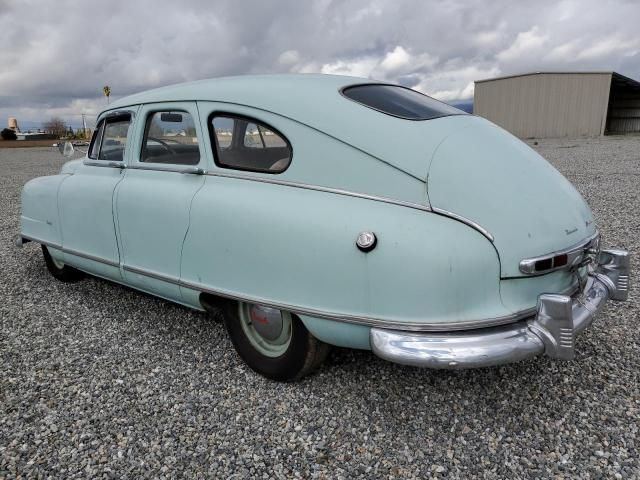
339, 83, 466, 121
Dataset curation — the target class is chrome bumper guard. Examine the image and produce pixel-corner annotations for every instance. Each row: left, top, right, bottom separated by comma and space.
370, 249, 630, 369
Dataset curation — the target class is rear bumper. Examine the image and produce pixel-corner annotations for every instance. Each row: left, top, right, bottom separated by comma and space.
370, 249, 630, 369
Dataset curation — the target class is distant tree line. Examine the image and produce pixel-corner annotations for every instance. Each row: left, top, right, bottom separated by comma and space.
43, 117, 90, 139
1, 116, 91, 141
43, 117, 67, 138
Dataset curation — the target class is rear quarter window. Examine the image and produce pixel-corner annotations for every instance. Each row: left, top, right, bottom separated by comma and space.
210, 114, 292, 174
342, 84, 466, 120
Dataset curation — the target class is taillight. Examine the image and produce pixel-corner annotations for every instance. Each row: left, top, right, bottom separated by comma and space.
519, 233, 599, 275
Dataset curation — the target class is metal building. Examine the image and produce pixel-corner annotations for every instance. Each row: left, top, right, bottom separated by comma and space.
474, 72, 640, 138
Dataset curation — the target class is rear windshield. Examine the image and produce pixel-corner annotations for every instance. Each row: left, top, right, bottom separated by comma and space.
342, 84, 466, 120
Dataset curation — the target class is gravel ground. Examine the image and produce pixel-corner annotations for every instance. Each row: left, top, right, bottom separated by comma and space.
1, 140, 639, 479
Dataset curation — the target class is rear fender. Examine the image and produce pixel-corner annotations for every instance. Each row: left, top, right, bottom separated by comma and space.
184, 177, 511, 331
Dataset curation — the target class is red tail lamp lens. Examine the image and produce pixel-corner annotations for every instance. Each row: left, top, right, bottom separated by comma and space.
553, 254, 568, 268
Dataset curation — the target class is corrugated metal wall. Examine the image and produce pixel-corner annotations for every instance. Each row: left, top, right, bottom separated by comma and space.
606, 88, 640, 134
474, 73, 612, 138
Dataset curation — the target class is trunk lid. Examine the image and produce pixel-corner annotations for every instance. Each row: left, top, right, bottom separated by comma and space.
427, 116, 596, 278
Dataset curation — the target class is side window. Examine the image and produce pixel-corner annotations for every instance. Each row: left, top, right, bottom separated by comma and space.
141, 111, 200, 165
88, 120, 105, 159
210, 114, 292, 173
98, 115, 132, 162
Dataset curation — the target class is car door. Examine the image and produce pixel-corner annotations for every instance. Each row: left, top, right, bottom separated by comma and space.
115, 102, 207, 303
58, 108, 137, 281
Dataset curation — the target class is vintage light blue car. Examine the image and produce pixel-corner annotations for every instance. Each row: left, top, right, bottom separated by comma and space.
17, 74, 630, 381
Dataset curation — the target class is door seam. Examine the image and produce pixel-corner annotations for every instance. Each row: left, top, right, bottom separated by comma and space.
178, 176, 206, 302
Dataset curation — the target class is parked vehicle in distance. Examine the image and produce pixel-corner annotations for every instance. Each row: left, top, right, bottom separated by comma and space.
17, 74, 630, 381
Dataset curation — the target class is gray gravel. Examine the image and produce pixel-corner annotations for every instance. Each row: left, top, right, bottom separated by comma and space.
1, 139, 639, 479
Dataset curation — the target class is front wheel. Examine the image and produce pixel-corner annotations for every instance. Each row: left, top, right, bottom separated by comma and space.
222, 301, 330, 381
42, 245, 84, 282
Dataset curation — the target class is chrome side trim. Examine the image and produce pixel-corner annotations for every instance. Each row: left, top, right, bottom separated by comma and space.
63, 247, 120, 268
19, 234, 120, 267
123, 261, 544, 330
124, 261, 537, 331
126, 164, 205, 175
431, 207, 494, 242
22, 235, 587, 332
20, 234, 62, 250
182, 277, 538, 332
519, 231, 600, 275
122, 264, 181, 283
97, 161, 430, 211
21, 236, 574, 332
83, 160, 126, 169
205, 171, 432, 212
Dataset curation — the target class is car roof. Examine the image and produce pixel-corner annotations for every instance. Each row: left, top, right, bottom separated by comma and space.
107, 74, 371, 112
105, 74, 473, 181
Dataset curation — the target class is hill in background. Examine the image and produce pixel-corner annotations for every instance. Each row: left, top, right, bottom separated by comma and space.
451, 101, 473, 113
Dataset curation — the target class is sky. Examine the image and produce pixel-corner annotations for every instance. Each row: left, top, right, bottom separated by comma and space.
1, 0, 639, 128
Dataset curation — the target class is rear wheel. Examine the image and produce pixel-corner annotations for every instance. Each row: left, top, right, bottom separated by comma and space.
222, 301, 330, 381
42, 245, 84, 282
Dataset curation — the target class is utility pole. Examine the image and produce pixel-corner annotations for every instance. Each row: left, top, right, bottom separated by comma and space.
81, 113, 87, 138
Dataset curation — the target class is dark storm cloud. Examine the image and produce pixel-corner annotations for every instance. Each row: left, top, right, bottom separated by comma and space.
1, 0, 639, 123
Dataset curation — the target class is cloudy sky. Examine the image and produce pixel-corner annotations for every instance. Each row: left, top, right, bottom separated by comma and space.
1, 0, 639, 128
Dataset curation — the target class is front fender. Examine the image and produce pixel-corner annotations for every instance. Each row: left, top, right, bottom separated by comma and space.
60, 158, 83, 175
21, 174, 68, 246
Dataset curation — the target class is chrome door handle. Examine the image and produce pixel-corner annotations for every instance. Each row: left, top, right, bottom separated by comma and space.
181, 167, 205, 175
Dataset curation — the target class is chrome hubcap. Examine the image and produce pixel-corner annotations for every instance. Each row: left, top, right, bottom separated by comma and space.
239, 303, 292, 357
249, 305, 283, 341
